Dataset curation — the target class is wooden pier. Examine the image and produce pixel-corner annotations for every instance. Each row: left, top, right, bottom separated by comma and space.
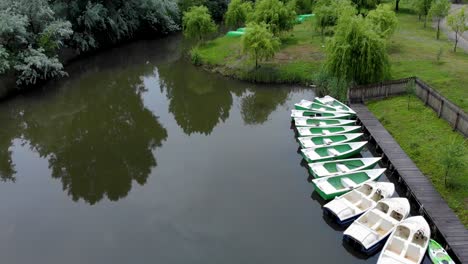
351, 103, 468, 264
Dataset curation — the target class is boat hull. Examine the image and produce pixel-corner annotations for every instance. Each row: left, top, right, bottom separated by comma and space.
312, 174, 382, 200
323, 208, 363, 226
344, 234, 389, 255
309, 159, 379, 178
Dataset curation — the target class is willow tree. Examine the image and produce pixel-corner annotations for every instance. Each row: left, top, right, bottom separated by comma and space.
429, 0, 451, 39
242, 22, 280, 68
225, 0, 253, 28
367, 4, 398, 39
249, 0, 296, 35
325, 15, 389, 85
183, 5, 217, 42
315, 0, 356, 39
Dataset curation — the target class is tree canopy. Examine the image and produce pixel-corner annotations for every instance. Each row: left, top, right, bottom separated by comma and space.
183, 5, 217, 42
242, 22, 281, 68
0, 0, 182, 86
325, 15, 390, 84
225, 0, 253, 28
414, 0, 433, 27
367, 4, 398, 39
249, 0, 296, 35
447, 7, 468, 52
429, 0, 451, 39
314, 0, 356, 37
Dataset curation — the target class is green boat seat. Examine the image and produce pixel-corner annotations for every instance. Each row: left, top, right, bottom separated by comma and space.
322, 130, 331, 135
323, 138, 333, 145
341, 177, 357, 188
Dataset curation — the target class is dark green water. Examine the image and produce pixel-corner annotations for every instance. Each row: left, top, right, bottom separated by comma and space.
0, 35, 380, 263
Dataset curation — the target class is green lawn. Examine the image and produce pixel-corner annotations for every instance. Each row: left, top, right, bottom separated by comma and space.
368, 96, 468, 227
197, 4, 468, 110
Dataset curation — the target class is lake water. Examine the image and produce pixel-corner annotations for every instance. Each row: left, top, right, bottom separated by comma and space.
0, 35, 386, 263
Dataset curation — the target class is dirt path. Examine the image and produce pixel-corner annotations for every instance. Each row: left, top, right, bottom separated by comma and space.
438, 4, 468, 53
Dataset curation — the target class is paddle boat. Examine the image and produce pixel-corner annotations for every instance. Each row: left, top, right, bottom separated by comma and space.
296, 126, 361, 137
294, 117, 356, 127
297, 133, 363, 149
343, 198, 411, 255
308, 157, 381, 178
377, 216, 430, 264
295, 100, 354, 114
300, 141, 367, 163
427, 239, 455, 264
323, 181, 395, 225
312, 169, 385, 200
314, 95, 356, 115
291, 110, 353, 119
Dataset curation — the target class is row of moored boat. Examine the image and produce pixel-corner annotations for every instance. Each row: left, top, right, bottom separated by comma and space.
291, 96, 454, 264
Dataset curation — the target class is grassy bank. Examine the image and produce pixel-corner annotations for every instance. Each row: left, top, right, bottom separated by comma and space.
194, 19, 323, 83
196, 3, 468, 110
368, 96, 468, 227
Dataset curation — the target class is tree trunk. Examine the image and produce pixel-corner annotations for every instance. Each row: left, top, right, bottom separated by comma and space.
437, 19, 440, 40
454, 33, 458, 52
255, 50, 258, 69
424, 15, 427, 28
445, 169, 448, 188
395, 0, 400, 11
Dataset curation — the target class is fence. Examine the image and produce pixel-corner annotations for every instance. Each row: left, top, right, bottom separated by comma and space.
348, 77, 468, 137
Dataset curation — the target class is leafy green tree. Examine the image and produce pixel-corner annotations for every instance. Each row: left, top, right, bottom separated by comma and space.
249, 0, 296, 35
440, 139, 466, 188
414, 0, 433, 27
225, 0, 253, 28
351, 0, 378, 14
14, 46, 67, 85
315, 0, 356, 38
179, 0, 228, 21
447, 7, 468, 52
325, 15, 390, 84
242, 22, 281, 68
367, 4, 398, 39
0, 46, 9, 74
429, 0, 451, 39
183, 5, 217, 42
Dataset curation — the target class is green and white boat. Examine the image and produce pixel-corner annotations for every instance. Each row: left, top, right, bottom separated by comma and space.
308, 157, 382, 178
291, 110, 353, 119
295, 100, 353, 114
312, 168, 386, 200
295, 117, 356, 127
297, 133, 363, 149
296, 126, 361, 137
314, 96, 356, 115
300, 141, 367, 163
428, 239, 455, 264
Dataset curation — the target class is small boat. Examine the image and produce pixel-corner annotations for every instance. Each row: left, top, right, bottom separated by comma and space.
343, 198, 411, 255
294, 117, 356, 127
377, 216, 431, 264
314, 95, 356, 115
427, 239, 455, 264
300, 141, 367, 163
291, 110, 353, 119
312, 169, 385, 200
323, 181, 395, 225
296, 126, 361, 137
298, 133, 363, 149
309, 157, 381, 178
295, 100, 353, 113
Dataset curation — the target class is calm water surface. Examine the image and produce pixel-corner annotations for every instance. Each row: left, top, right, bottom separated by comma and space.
0, 35, 382, 263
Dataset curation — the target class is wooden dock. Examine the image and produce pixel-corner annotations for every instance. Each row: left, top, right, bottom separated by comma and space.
351, 103, 468, 264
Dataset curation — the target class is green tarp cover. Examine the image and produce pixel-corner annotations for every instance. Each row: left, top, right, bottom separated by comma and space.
226, 31, 245, 37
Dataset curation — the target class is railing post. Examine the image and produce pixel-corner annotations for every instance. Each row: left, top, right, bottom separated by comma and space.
425, 88, 430, 106
453, 112, 460, 131
438, 99, 444, 118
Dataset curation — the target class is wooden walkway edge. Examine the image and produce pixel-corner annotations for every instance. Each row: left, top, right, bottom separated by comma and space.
351, 103, 468, 263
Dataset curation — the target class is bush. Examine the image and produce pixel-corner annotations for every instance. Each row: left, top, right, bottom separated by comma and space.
313, 69, 350, 101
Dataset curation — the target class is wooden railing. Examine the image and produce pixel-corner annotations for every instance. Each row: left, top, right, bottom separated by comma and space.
348, 77, 468, 137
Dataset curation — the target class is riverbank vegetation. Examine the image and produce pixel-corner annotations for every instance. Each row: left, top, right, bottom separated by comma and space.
0, 0, 183, 86
193, 0, 468, 110
368, 96, 468, 227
